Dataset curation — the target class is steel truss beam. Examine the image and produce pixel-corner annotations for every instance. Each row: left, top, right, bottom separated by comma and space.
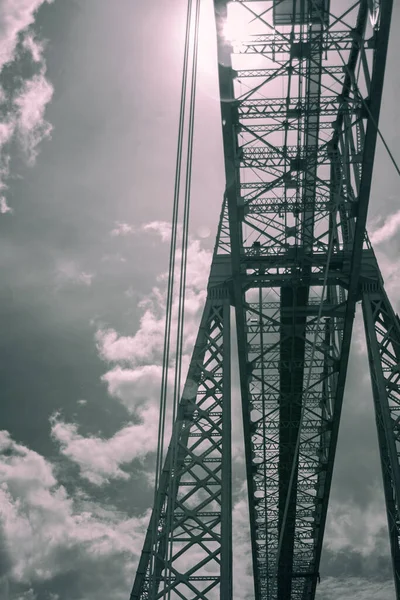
131, 289, 232, 600
131, 0, 396, 599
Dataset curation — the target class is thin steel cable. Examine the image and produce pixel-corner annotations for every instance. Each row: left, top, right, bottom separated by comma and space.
163, 1, 201, 598
148, 0, 193, 597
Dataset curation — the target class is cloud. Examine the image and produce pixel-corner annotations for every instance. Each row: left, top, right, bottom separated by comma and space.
370, 209, 400, 245
0, 0, 53, 71
21, 33, 45, 63
14, 67, 54, 165
101, 363, 173, 414
54, 260, 94, 289
97, 226, 211, 411
51, 227, 211, 485
101, 220, 210, 338
0, 430, 149, 599
0, 121, 16, 213
51, 411, 158, 485
142, 220, 173, 242
98, 223, 211, 370
317, 577, 394, 599
0, 121, 15, 146
0, 433, 253, 598
324, 492, 388, 556
96, 312, 165, 367
110, 222, 135, 237
0, 2, 54, 212
0, 196, 13, 214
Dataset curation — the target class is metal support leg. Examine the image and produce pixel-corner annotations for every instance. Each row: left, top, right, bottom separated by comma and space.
362, 289, 400, 598
131, 289, 232, 600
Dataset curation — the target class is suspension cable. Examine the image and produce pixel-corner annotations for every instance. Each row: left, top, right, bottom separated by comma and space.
149, 0, 195, 597
164, 1, 201, 598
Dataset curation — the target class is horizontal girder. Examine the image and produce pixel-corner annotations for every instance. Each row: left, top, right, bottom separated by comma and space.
231, 31, 370, 55
236, 95, 362, 119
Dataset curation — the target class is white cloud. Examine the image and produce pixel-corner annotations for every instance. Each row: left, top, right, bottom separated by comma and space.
14, 67, 54, 165
97, 227, 211, 367
370, 209, 400, 246
96, 311, 165, 366
98, 224, 211, 370
96, 228, 211, 416
52, 227, 211, 485
101, 363, 177, 414
142, 220, 173, 242
110, 222, 135, 237
0, 430, 149, 599
325, 492, 388, 556
0, 2, 55, 212
0, 0, 53, 71
0, 196, 13, 214
54, 260, 94, 289
51, 413, 158, 485
21, 32, 45, 63
0, 121, 15, 146
0, 0, 53, 214
0, 122, 15, 214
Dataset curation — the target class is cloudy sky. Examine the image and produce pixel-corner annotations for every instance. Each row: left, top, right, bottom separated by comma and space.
0, 1, 400, 599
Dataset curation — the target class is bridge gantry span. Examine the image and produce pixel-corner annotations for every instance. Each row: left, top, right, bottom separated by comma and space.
130, 1, 398, 599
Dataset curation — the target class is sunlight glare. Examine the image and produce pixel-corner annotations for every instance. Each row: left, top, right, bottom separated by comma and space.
223, 1, 252, 47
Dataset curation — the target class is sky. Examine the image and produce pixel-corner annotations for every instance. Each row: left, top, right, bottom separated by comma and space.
0, 1, 400, 599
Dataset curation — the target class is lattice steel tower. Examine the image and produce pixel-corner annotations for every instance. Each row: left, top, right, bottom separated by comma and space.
131, 1, 397, 599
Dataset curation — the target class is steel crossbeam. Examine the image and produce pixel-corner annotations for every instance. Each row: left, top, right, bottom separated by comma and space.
231, 31, 365, 55
131, 0, 398, 599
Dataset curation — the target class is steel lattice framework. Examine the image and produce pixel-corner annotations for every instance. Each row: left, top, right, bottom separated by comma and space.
131, 1, 398, 599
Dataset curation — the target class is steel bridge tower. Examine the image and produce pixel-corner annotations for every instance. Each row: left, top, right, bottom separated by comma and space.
131, 0, 397, 599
